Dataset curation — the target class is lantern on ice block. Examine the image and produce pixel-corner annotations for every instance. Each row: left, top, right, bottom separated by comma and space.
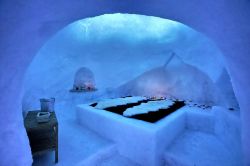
70, 67, 97, 92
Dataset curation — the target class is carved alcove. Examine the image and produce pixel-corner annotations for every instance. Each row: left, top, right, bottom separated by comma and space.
70, 67, 97, 92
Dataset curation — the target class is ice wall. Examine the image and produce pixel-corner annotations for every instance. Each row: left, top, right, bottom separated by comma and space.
117, 55, 222, 105
23, 14, 236, 112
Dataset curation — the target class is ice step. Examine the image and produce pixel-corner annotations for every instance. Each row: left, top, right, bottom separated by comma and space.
79, 144, 140, 166
78, 144, 117, 166
164, 130, 240, 166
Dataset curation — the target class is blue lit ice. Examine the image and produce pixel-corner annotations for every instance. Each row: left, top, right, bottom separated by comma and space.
23, 13, 237, 110
23, 14, 241, 166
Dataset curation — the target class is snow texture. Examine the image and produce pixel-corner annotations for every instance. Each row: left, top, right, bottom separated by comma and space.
123, 99, 174, 117
165, 131, 239, 166
95, 96, 146, 109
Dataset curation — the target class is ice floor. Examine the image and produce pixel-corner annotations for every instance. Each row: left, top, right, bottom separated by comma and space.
165, 130, 239, 166
31, 98, 241, 166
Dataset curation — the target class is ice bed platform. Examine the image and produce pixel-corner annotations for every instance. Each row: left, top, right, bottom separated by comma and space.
76, 96, 186, 166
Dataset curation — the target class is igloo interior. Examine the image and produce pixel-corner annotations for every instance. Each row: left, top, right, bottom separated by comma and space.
0, 1, 250, 166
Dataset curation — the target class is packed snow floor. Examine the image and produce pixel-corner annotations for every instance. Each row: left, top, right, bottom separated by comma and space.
31, 97, 241, 166
165, 130, 239, 166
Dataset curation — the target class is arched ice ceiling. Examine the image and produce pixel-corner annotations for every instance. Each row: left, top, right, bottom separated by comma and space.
25, 14, 224, 89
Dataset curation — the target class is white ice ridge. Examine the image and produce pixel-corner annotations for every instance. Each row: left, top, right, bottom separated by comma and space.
123, 100, 174, 117
95, 96, 146, 109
